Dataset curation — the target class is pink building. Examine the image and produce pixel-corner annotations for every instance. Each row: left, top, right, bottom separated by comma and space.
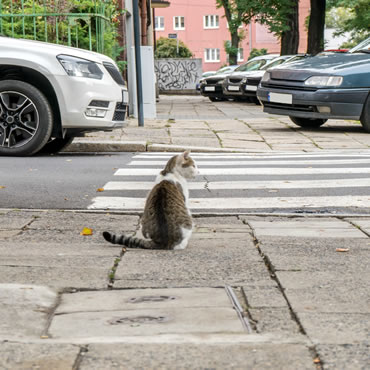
154, 0, 310, 72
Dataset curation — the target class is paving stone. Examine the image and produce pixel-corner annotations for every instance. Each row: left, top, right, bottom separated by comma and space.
0, 211, 34, 230
297, 312, 370, 344
0, 284, 56, 340
56, 287, 234, 314
242, 284, 287, 308
50, 307, 244, 338
0, 343, 79, 370
316, 343, 370, 370
80, 343, 315, 370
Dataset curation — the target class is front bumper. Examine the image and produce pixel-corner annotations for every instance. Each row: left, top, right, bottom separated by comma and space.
53, 74, 129, 130
257, 86, 368, 120
200, 84, 224, 99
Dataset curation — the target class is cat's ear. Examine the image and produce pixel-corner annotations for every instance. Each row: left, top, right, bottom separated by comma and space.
183, 150, 191, 160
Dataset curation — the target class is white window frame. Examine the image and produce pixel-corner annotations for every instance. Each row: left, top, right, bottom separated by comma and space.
237, 48, 244, 62
204, 48, 220, 63
204, 15, 219, 29
173, 16, 185, 30
155, 16, 164, 31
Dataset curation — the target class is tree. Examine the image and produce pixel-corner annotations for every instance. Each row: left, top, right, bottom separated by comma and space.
326, 0, 370, 47
154, 37, 193, 58
216, 0, 244, 65
307, 0, 326, 55
217, 0, 300, 57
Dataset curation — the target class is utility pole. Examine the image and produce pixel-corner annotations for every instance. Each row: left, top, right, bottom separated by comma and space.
132, 0, 144, 126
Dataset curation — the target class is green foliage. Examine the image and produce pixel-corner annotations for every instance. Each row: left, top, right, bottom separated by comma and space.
155, 37, 193, 58
224, 40, 239, 58
325, 0, 370, 44
0, 0, 124, 67
248, 48, 267, 60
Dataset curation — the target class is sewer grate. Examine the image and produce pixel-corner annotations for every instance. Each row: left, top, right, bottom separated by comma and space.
127, 295, 177, 303
108, 315, 170, 325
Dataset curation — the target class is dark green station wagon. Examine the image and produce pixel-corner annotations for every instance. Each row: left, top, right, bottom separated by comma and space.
257, 37, 370, 132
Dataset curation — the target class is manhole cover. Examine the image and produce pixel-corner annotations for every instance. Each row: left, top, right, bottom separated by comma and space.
108, 315, 170, 325
127, 295, 177, 303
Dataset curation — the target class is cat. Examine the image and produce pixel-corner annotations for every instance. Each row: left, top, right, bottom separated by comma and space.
102, 151, 199, 250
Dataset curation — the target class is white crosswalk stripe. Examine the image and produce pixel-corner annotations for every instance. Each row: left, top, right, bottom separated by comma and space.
88, 152, 370, 213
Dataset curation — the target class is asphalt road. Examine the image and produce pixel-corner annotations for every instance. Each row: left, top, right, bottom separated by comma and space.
1, 151, 370, 214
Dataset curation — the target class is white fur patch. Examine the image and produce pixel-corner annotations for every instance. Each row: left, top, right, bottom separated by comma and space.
173, 227, 192, 250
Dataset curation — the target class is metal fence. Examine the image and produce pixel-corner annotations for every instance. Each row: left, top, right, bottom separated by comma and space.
0, 0, 115, 53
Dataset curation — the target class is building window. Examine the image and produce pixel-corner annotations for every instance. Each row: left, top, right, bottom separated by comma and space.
155, 16, 164, 31
204, 15, 219, 29
173, 16, 185, 30
204, 48, 220, 62
237, 48, 244, 62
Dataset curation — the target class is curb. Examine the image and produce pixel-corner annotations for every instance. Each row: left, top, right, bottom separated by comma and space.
65, 141, 264, 153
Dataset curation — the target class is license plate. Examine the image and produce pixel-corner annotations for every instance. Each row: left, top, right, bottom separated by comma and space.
204, 86, 215, 91
267, 92, 292, 104
245, 85, 257, 91
228, 85, 240, 91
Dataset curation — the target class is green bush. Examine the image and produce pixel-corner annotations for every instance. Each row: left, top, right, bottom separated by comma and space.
0, 0, 125, 69
248, 48, 268, 60
155, 37, 193, 58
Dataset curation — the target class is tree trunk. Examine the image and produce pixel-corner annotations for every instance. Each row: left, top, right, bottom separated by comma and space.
307, 0, 326, 55
280, 0, 299, 55
229, 32, 240, 65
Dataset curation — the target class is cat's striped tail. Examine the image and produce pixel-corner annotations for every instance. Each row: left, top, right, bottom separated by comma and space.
102, 231, 158, 249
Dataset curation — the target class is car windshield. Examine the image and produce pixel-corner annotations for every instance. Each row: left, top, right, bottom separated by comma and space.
235, 59, 268, 72
260, 57, 289, 70
349, 37, 370, 54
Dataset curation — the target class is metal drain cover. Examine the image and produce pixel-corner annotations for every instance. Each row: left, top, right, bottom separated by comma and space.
108, 315, 170, 325
127, 295, 177, 303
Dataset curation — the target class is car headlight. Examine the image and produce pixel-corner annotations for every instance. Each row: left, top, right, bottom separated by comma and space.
216, 79, 225, 84
57, 55, 103, 79
304, 76, 343, 87
261, 72, 270, 82
242, 77, 247, 83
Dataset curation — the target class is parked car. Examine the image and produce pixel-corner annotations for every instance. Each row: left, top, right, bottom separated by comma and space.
196, 66, 238, 91
0, 36, 129, 156
199, 65, 239, 99
240, 55, 308, 103
221, 54, 279, 100
257, 37, 370, 132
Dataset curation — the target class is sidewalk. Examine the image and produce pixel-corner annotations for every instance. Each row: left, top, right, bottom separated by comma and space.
1, 210, 369, 369
68, 95, 370, 153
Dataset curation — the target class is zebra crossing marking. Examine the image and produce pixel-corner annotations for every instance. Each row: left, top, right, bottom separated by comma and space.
88, 152, 370, 212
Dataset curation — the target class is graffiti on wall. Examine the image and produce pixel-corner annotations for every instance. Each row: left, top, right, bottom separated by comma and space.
155, 58, 202, 90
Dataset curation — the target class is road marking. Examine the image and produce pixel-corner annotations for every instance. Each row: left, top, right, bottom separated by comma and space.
129, 159, 370, 166
88, 195, 370, 210
103, 178, 370, 191
115, 167, 370, 176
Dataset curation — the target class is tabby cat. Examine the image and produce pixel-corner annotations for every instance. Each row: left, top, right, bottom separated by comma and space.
103, 151, 198, 250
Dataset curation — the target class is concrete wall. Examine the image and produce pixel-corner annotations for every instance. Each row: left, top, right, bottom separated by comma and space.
155, 58, 202, 92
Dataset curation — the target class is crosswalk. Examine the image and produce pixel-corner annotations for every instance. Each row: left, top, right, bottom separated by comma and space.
88, 152, 370, 214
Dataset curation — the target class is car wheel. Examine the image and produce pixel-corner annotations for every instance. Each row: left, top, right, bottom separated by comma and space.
289, 116, 327, 128
39, 136, 75, 154
360, 95, 370, 133
209, 97, 218, 102
0, 80, 53, 156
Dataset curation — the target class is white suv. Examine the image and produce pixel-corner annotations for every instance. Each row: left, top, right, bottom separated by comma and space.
0, 36, 129, 156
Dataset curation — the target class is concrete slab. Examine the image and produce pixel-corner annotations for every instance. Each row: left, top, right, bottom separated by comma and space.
0, 266, 110, 290
0, 211, 34, 230
316, 343, 370, 370
349, 218, 370, 235
80, 343, 315, 370
0, 343, 79, 370
114, 237, 271, 288
0, 284, 56, 340
242, 284, 287, 308
298, 312, 370, 344
49, 307, 244, 339
247, 219, 366, 238
56, 287, 233, 313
